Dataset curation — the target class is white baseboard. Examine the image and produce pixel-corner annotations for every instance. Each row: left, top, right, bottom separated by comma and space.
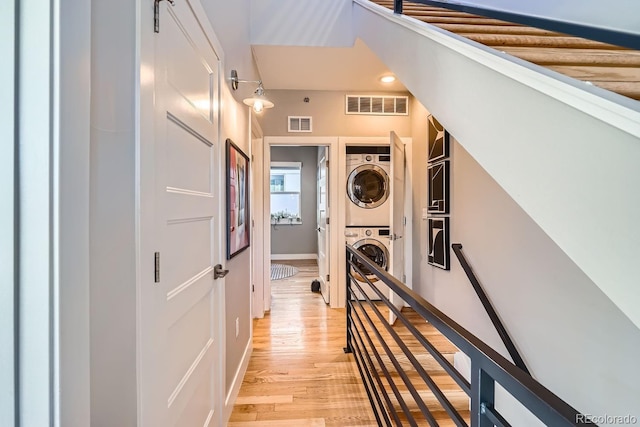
223, 338, 252, 424
270, 253, 317, 260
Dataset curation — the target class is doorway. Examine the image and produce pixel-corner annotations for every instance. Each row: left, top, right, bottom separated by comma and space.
268, 145, 330, 304
256, 136, 340, 313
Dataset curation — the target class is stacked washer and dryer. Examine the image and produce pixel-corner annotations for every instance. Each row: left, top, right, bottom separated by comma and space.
345, 146, 393, 300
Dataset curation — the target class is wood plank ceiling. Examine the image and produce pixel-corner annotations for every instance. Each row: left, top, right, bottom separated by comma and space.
371, 0, 640, 101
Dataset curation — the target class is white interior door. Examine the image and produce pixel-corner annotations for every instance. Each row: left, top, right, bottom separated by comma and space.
317, 147, 330, 303
140, 1, 221, 426
389, 131, 405, 324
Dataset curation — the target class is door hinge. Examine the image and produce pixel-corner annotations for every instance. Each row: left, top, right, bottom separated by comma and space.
402, 274, 406, 283
404, 216, 407, 226
326, 217, 330, 225
154, 252, 160, 283
252, 285, 255, 292
326, 274, 330, 282
154, 0, 175, 33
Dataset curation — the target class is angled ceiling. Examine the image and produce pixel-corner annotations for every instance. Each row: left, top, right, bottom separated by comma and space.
252, 39, 407, 92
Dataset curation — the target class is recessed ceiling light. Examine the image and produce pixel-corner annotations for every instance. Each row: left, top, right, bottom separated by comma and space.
380, 75, 396, 83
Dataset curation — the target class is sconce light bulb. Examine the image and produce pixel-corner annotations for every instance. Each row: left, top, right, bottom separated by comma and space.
253, 100, 264, 113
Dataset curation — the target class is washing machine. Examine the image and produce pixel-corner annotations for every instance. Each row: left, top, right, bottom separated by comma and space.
345, 226, 391, 300
345, 146, 391, 227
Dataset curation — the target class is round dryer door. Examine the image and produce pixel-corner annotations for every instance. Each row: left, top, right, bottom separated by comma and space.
352, 239, 389, 283
347, 165, 390, 208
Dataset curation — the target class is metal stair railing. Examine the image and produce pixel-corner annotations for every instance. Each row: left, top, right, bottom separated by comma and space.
345, 243, 596, 426
452, 243, 529, 375
390, 0, 639, 50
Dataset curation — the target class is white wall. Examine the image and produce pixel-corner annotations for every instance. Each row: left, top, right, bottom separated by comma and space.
201, 0, 261, 110
355, 0, 640, 331
57, 0, 92, 425
0, 3, 16, 424
250, 0, 354, 47
258, 90, 412, 137
410, 99, 640, 422
89, 0, 138, 424
219, 82, 253, 403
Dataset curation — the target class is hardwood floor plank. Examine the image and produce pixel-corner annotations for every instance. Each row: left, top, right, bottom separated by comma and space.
228, 418, 326, 427
230, 260, 378, 425
234, 395, 294, 404
231, 260, 472, 425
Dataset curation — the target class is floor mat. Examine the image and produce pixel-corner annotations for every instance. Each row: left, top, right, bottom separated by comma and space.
270, 264, 299, 280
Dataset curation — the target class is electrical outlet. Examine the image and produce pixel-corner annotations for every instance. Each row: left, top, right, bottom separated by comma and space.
235, 317, 239, 338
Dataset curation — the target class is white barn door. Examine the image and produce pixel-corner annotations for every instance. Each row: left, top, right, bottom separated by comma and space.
140, 1, 222, 426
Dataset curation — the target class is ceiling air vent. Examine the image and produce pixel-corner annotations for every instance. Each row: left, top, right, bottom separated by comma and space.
288, 116, 312, 133
346, 95, 409, 116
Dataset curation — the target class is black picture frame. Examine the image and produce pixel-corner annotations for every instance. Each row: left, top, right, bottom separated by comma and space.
427, 160, 450, 214
226, 139, 250, 259
427, 114, 449, 163
428, 217, 450, 270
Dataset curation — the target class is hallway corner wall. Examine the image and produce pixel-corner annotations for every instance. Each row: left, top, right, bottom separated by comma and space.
89, 0, 137, 424
409, 98, 640, 421
219, 81, 254, 403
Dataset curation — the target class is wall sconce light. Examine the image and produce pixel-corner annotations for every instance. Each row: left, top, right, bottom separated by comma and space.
230, 69, 274, 113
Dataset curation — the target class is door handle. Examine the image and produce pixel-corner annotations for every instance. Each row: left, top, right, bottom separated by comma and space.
214, 264, 229, 279
317, 227, 321, 232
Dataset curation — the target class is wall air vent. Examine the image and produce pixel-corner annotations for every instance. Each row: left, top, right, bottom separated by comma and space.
345, 95, 409, 115
288, 116, 312, 133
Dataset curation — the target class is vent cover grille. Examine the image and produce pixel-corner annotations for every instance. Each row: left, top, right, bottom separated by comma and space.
288, 116, 312, 133
346, 95, 409, 115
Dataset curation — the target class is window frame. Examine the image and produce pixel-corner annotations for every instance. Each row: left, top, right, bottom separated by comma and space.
270, 161, 303, 225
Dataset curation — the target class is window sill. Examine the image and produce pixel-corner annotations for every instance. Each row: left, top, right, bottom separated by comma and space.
271, 219, 303, 225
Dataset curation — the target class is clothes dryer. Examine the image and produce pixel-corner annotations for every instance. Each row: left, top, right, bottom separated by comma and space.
345, 226, 391, 300
345, 146, 391, 226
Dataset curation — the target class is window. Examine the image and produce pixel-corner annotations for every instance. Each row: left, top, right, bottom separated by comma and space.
270, 162, 302, 224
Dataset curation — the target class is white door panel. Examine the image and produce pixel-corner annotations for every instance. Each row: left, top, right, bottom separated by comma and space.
166, 118, 214, 194
140, 1, 221, 426
389, 131, 405, 324
165, 191, 215, 221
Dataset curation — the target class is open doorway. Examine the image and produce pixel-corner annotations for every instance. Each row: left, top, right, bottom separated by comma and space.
269, 145, 330, 304
254, 136, 341, 315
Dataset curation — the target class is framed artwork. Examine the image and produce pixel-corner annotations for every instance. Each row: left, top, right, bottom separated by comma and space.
428, 217, 450, 270
427, 160, 449, 214
427, 114, 449, 163
226, 139, 250, 259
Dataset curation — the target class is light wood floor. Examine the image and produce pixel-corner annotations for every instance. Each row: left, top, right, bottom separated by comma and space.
229, 259, 379, 427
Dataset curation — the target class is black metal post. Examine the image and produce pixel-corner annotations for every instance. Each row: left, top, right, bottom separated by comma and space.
394, 0, 402, 14
452, 244, 529, 375
471, 361, 495, 427
344, 250, 353, 354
